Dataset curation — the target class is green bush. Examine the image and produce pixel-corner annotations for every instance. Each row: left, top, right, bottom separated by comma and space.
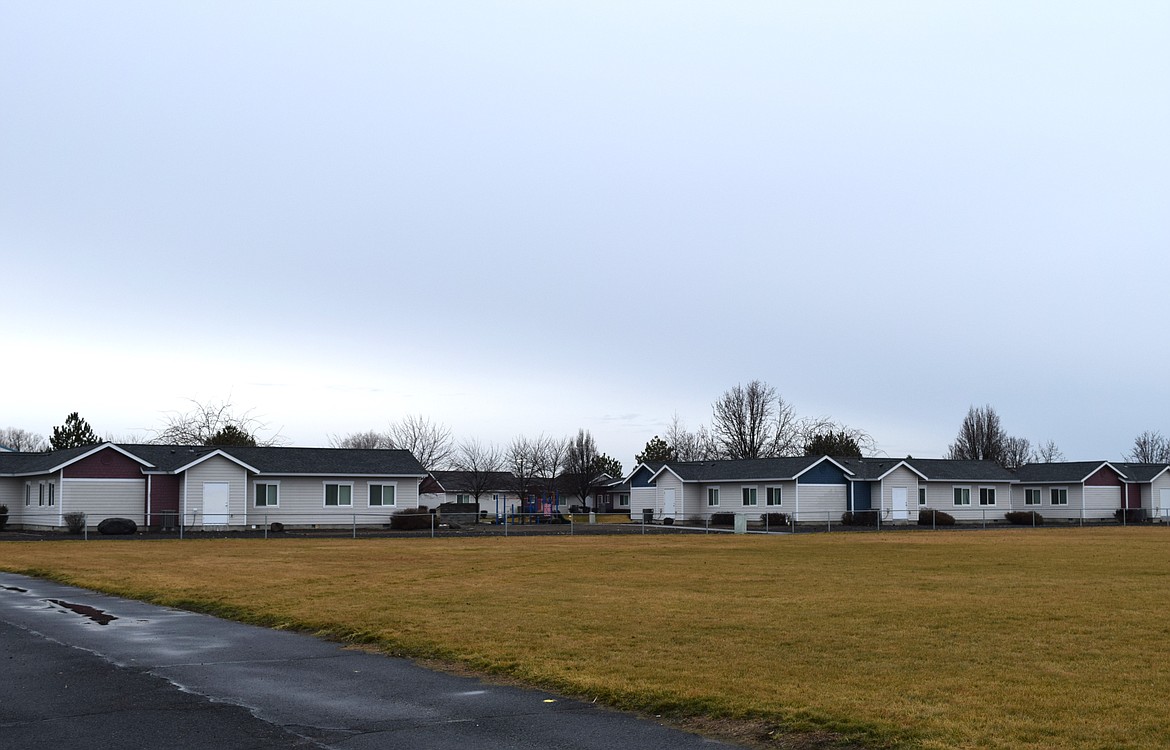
709, 512, 736, 527
390, 506, 432, 531
63, 512, 86, 535
918, 508, 956, 526
1005, 511, 1043, 526
841, 510, 879, 526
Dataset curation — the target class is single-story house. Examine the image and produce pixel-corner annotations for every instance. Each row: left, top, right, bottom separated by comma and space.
420, 470, 519, 518
1012, 461, 1130, 521
839, 457, 1018, 523
0, 442, 428, 531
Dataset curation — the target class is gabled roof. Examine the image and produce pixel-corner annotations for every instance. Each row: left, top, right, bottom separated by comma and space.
1013, 461, 1126, 483
427, 470, 516, 492
649, 455, 851, 483
1116, 463, 1170, 483
904, 458, 1017, 482
114, 444, 427, 477
0, 443, 154, 476
838, 458, 925, 481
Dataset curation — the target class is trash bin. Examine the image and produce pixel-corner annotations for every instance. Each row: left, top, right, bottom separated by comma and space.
642, 508, 654, 524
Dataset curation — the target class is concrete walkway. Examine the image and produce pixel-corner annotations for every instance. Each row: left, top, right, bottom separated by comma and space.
0, 573, 736, 749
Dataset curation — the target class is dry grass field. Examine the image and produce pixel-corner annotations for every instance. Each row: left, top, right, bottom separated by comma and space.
3, 527, 1168, 749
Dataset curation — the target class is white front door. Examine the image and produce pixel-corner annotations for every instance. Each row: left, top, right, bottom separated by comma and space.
1159, 489, 1170, 520
203, 482, 230, 525
663, 489, 676, 518
892, 487, 908, 521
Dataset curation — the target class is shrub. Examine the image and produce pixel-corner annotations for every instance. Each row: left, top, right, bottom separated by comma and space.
709, 512, 736, 527
918, 508, 956, 526
269, 522, 285, 533
761, 512, 791, 528
0, 503, 8, 531
390, 506, 432, 531
1005, 511, 1043, 526
1114, 508, 1145, 524
841, 510, 879, 526
63, 512, 86, 535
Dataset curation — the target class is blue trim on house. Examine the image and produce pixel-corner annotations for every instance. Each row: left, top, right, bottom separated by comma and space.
630, 466, 655, 488
850, 481, 872, 511
798, 461, 848, 485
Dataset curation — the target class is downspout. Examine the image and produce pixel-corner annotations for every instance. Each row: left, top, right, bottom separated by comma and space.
146, 474, 152, 529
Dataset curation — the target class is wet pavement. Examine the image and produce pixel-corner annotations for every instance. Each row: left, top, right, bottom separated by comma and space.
0, 572, 737, 749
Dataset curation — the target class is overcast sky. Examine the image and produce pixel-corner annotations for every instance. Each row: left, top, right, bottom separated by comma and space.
3, 2, 1168, 468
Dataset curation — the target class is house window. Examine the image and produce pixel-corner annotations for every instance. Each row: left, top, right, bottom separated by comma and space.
707, 487, 719, 507
618, 493, 630, 507
918, 487, 927, 506
39, 482, 45, 506
370, 483, 396, 507
1025, 488, 1041, 506
255, 483, 279, 507
1050, 488, 1068, 505
742, 487, 758, 506
47, 482, 55, 507
766, 487, 783, 506
953, 487, 971, 506
25, 484, 30, 507
324, 483, 353, 507
455, 493, 470, 504
979, 487, 996, 506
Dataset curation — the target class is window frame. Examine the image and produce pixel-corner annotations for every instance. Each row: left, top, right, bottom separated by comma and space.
369, 482, 397, 507
1050, 487, 1068, 506
765, 486, 783, 506
254, 481, 279, 508
918, 487, 927, 506
455, 493, 470, 504
1024, 488, 1042, 506
978, 486, 997, 506
953, 486, 972, 506
38, 482, 45, 507
47, 482, 55, 507
617, 493, 630, 507
741, 486, 758, 507
707, 487, 720, 507
25, 483, 31, 507
323, 482, 354, 507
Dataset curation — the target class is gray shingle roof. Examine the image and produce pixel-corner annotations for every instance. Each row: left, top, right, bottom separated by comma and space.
904, 458, 1017, 482
1013, 461, 1123, 483
0, 444, 124, 475
658, 456, 825, 482
1117, 463, 1170, 482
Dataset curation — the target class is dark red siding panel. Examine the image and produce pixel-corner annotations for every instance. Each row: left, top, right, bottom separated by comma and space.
147, 475, 180, 529
1085, 466, 1123, 487
1126, 483, 1142, 509
62, 448, 144, 479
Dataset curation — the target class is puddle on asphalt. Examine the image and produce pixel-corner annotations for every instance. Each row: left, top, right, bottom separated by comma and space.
45, 599, 118, 626
1, 585, 28, 592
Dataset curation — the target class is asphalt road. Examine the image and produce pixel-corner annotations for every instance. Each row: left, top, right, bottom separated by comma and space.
0, 572, 736, 749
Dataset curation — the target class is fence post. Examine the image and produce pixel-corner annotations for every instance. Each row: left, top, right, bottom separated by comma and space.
353, 513, 357, 539
1032, 511, 1036, 529
765, 514, 769, 533
430, 511, 435, 539
1122, 506, 1127, 527
504, 506, 508, 538
570, 514, 574, 536
826, 510, 831, 534
179, 511, 184, 540
982, 507, 987, 529
264, 513, 268, 539
931, 508, 936, 531
642, 515, 646, 535
876, 510, 881, 532
705, 518, 710, 534
83, 512, 88, 541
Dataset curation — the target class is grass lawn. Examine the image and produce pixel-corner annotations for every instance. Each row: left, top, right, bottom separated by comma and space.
3, 527, 1168, 749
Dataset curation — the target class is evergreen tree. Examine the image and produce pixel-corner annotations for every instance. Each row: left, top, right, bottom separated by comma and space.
593, 453, 623, 478
635, 435, 675, 464
206, 424, 258, 446
50, 412, 101, 450
803, 430, 863, 458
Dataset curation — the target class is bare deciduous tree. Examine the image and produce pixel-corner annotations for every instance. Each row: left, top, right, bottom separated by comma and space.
533, 434, 570, 502
664, 414, 717, 462
0, 427, 48, 452
450, 438, 504, 504
327, 430, 388, 449
946, 405, 1008, 464
1033, 439, 1064, 463
386, 414, 453, 470
1001, 436, 1032, 470
1126, 430, 1170, 463
153, 399, 282, 446
565, 429, 600, 511
507, 435, 541, 501
712, 380, 778, 460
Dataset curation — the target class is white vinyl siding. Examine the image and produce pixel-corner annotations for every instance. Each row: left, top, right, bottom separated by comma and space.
247, 476, 421, 525
880, 467, 920, 515
1084, 486, 1121, 518
796, 484, 847, 520
60, 478, 146, 527
186, 456, 248, 526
